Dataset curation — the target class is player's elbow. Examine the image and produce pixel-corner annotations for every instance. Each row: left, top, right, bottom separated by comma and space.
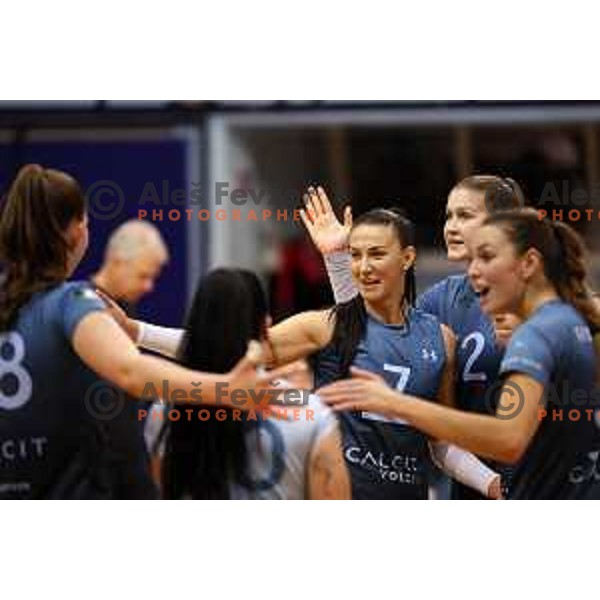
498, 432, 528, 465
110, 359, 141, 398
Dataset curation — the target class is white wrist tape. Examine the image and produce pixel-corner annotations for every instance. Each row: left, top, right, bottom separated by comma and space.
430, 442, 499, 497
323, 251, 358, 304
136, 321, 185, 359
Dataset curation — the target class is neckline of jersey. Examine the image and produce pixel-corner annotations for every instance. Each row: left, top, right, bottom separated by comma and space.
366, 307, 413, 333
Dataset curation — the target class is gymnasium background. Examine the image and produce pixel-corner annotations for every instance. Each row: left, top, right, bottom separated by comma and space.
1, 100, 599, 326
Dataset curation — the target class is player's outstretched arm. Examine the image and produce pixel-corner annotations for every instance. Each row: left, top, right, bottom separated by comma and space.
429, 442, 502, 499
136, 321, 184, 359
108, 303, 333, 370
72, 311, 268, 407
300, 186, 358, 304
318, 368, 543, 465
265, 310, 334, 367
95, 289, 185, 359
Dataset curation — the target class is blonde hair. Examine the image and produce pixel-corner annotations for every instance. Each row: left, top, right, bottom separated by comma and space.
106, 220, 169, 263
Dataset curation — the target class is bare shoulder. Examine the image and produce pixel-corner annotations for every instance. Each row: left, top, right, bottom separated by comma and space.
277, 308, 336, 346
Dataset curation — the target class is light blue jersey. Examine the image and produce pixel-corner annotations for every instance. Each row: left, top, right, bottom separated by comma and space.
323, 258, 511, 498
499, 300, 599, 499
314, 308, 446, 499
418, 274, 502, 413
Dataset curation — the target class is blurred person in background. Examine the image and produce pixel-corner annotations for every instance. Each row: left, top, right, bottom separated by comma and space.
91, 220, 169, 316
91, 220, 170, 467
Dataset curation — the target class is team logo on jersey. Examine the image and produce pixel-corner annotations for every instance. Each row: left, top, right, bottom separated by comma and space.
421, 348, 438, 362
574, 325, 593, 343
345, 446, 419, 485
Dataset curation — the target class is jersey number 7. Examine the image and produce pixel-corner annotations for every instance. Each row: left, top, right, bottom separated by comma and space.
361, 364, 411, 425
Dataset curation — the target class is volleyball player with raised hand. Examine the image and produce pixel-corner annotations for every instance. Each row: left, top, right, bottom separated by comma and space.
319, 210, 600, 499
0, 165, 268, 499
301, 180, 523, 498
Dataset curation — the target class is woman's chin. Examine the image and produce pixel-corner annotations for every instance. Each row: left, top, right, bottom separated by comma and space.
446, 247, 469, 263
360, 289, 382, 303
494, 330, 512, 348
480, 296, 508, 317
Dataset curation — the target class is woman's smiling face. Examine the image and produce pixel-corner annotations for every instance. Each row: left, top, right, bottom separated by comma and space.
468, 224, 526, 316
349, 223, 413, 308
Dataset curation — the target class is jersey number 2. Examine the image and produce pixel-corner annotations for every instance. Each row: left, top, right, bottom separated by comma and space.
461, 332, 487, 383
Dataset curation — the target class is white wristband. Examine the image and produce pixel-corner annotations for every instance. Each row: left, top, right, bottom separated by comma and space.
323, 251, 358, 304
430, 442, 499, 497
136, 321, 185, 359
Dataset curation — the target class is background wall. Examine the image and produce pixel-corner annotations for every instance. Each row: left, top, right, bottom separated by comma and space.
1, 102, 599, 324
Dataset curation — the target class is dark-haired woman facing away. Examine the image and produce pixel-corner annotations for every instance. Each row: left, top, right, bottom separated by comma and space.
0, 165, 266, 499
161, 268, 350, 500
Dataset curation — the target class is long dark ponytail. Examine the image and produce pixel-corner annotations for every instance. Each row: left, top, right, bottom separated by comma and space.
0, 164, 86, 329
161, 268, 269, 499
330, 208, 417, 376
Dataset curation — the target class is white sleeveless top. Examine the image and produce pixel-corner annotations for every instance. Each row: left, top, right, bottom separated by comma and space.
230, 395, 337, 500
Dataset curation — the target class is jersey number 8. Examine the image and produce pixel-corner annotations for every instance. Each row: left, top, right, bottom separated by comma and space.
0, 332, 33, 411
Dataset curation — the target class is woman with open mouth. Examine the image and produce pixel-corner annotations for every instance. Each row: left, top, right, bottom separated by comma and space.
318, 209, 600, 499
302, 178, 523, 498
